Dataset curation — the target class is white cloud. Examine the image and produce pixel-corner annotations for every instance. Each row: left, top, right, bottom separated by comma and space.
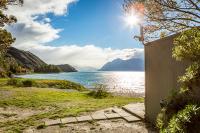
6, 0, 76, 48
5, 0, 144, 70
44, 18, 51, 23
28, 44, 144, 69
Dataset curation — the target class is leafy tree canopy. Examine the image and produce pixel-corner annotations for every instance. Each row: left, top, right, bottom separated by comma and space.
0, 0, 23, 53
0, 0, 23, 77
124, 0, 200, 41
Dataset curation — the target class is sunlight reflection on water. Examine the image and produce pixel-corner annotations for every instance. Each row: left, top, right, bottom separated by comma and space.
17, 71, 144, 93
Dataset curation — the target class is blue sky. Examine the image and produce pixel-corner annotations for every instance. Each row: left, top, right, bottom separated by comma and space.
7, 0, 144, 69
48, 0, 142, 49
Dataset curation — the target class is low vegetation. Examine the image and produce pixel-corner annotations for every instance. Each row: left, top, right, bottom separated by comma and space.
88, 84, 112, 98
6, 78, 87, 91
0, 78, 143, 132
156, 28, 200, 132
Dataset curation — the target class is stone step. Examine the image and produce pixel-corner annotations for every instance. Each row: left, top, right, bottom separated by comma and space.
104, 113, 121, 119
123, 115, 141, 122
43, 103, 145, 127
91, 113, 107, 120
122, 103, 145, 120
112, 108, 132, 117
45, 119, 61, 126
76, 115, 93, 122
61, 117, 77, 124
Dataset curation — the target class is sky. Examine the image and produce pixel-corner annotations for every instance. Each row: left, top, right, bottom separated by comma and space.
6, 0, 144, 70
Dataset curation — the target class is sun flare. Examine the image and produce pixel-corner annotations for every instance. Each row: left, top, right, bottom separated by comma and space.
123, 13, 140, 29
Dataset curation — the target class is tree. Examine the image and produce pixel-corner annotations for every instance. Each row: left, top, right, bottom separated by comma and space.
124, 1, 200, 132
0, 0, 23, 53
0, 0, 23, 77
123, 0, 200, 41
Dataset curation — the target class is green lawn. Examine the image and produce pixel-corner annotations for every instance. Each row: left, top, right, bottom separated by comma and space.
0, 78, 143, 132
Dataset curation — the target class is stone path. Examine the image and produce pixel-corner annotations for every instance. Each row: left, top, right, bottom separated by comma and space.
44, 103, 145, 127
122, 103, 145, 120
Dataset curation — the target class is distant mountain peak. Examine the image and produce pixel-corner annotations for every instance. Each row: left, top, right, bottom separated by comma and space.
99, 57, 144, 71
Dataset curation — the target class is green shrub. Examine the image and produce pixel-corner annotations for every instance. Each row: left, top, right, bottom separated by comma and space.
88, 84, 111, 99
0, 71, 7, 78
158, 104, 200, 133
35, 80, 87, 91
156, 28, 200, 132
7, 78, 21, 86
7, 79, 36, 87
6, 78, 87, 91
22, 80, 35, 87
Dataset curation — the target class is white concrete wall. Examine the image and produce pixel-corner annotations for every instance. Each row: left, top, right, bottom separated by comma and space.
145, 34, 189, 124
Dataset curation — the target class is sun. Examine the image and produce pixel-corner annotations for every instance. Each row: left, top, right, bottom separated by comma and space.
123, 12, 140, 29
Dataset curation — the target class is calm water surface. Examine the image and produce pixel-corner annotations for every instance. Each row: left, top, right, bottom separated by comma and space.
17, 71, 144, 93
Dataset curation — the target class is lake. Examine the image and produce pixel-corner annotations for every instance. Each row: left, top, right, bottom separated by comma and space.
17, 71, 144, 93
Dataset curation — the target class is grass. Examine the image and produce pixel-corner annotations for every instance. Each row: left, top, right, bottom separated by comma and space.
6, 78, 87, 91
0, 78, 144, 132
88, 84, 112, 98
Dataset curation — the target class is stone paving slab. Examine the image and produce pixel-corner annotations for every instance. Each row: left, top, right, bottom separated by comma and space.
91, 113, 107, 120
45, 119, 61, 126
76, 115, 93, 122
122, 103, 145, 119
43, 103, 146, 127
61, 117, 77, 124
112, 108, 132, 117
123, 115, 141, 122
105, 113, 121, 119
112, 108, 124, 113
117, 110, 132, 117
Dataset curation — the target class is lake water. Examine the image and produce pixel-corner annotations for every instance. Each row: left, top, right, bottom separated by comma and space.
17, 71, 144, 93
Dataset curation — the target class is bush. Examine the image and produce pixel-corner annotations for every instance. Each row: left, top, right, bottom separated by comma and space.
7, 79, 35, 87
156, 28, 200, 132
22, 80, 35, 87
88, 84, 111, 99
35, 80, 87, 91
0, 70, 7, 78
6, 78, 87, 91
7, 78, 21, 86
157, 104, 200, 133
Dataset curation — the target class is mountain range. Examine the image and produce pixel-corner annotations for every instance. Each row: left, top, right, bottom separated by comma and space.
2, 47, 144, 75
6, 47, 77, 73
99, 58, 144, 71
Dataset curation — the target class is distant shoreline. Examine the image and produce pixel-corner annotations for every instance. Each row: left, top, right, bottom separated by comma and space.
16, 71, 145, 95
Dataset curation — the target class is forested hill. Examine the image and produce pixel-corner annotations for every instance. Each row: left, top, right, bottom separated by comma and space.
6, 47, 46, 70
56, 64, 78, 72
0, 47, 77, 77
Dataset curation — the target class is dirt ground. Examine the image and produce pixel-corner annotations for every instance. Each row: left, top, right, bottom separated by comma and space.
0, 107, 45, 122
25, 119, 157, 133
